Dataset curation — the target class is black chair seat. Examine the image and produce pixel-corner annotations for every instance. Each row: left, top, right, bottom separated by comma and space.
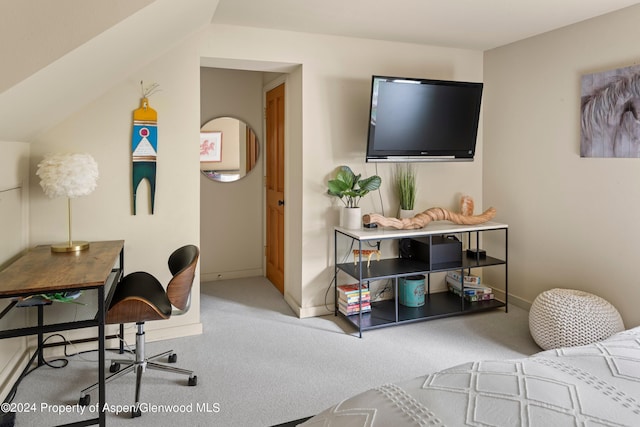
108, 271, 172, 320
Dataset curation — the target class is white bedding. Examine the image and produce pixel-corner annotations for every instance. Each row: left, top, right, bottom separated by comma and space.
301, 326, 640, 426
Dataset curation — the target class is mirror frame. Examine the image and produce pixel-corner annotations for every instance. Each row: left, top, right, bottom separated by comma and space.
200, 116, 260, 183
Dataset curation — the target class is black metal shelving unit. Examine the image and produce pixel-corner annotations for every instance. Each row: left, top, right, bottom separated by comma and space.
334, 221, 508, 337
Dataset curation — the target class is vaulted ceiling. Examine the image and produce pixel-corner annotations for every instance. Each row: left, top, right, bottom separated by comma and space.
2, 0, 639, 141
212, 0, 640, 50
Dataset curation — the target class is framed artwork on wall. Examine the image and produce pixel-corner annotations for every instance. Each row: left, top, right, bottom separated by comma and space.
581, 64, 640, 158
200, 131, 222, 162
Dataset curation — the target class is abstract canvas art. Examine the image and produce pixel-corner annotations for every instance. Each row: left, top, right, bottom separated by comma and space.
581, 64, 640, 157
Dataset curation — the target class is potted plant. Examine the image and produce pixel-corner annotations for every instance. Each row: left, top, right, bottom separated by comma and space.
395, 163, 416, 218
328, 165, 381, 229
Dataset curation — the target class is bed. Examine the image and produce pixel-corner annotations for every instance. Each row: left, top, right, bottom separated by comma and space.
300, 326, 640, 426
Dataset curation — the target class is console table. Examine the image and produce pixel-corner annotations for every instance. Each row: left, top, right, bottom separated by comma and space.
0, 240, 124, 427
334, 222, 508, 337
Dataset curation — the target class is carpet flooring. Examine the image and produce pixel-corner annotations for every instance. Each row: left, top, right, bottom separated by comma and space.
7, 277, 540, 426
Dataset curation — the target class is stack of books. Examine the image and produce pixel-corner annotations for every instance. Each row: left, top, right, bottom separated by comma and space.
446, 271, 494, 302
337, 283, 371, 316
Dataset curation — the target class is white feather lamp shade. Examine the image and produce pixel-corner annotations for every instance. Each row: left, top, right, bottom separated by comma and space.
36, 153, 99, 252
36, 153, 99, 198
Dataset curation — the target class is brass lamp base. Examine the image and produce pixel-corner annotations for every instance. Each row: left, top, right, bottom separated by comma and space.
51, 241, 90, 253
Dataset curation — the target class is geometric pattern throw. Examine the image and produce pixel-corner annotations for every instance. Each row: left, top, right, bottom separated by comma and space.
301, 327, 640, 426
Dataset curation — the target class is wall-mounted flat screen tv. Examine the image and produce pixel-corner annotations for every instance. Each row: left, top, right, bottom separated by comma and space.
365, 75, 483, 162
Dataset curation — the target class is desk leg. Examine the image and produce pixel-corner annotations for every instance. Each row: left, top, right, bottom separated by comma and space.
98, 286, 106, 426
37, 305, 44, 366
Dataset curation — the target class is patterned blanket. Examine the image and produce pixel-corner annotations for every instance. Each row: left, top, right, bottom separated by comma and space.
301, 326, 640, 426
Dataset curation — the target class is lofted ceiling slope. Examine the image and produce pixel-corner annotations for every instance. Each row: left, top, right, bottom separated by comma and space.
1, 0, 640, 142
212, 0, 640, 50
0, 0, 219, 142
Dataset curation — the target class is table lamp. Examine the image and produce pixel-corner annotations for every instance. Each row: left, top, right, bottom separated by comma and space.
36, 153, 99, 252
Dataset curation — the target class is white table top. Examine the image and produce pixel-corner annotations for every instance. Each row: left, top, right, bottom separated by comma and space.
335, 220, 507, 241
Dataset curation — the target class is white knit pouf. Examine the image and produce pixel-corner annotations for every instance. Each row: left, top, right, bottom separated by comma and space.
529, 288, 624, 350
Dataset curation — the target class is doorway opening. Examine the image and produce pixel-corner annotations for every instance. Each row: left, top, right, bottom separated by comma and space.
199, 59, 300, 298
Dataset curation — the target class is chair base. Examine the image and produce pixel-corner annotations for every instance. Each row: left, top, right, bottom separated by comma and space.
79, 323, 197, 417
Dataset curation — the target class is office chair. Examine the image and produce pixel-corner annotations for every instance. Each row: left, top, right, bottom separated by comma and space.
79, 244, 199, 417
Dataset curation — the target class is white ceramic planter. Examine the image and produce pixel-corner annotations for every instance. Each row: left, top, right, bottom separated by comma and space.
341, 207, 362, 229
398, 209, 416, 219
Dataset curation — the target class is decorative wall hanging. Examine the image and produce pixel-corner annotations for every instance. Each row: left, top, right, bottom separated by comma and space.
581, 64, 640, 158
132, 82, 160, 214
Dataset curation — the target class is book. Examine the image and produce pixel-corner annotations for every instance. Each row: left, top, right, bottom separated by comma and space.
338, 288, 370, 296
339, 301, 371, 316
446, 271, 481, 285
338, 283, 369, 295
338, 284, 370, 299
339, 293, 371, 304
337, 284, 372, 315
445, 276, 492, 294
339, 300, 371, 309
448, 284, 494, 302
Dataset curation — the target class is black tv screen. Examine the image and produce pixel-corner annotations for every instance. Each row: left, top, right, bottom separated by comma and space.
365, 75, 483, 162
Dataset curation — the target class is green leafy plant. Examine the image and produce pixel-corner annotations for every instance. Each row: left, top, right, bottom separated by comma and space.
395, 163, 416, 210
327, 165, 381, 208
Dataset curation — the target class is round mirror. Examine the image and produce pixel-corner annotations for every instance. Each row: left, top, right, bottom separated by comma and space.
200, 117, 260, 182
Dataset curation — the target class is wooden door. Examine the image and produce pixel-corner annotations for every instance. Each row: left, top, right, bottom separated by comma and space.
266, 83, 285, 293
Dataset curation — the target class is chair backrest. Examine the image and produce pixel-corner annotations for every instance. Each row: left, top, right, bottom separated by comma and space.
166, 244, 199, 311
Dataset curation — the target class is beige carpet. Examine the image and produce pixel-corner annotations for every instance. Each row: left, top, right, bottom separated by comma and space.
8, 277, 539, 426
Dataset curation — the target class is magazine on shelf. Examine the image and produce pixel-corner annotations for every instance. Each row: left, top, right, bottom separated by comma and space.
448, 284, 495, 302
446, 270, 481, 285
445, 276, 492, 294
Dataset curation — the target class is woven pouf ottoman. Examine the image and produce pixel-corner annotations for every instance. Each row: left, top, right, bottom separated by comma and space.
529, 288, 624, 350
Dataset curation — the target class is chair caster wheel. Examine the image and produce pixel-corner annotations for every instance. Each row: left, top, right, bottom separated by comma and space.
79, 395, 90, 406
132, 409, 142, 418
188, 375, 197, 386
110, 362, 121, 373
168, 353, 177, 363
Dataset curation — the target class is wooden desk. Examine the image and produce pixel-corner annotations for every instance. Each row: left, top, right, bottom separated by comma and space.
0, 240, 124, 427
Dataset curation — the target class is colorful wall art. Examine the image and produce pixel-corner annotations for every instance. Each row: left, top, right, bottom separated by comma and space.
131, 96, 158, 214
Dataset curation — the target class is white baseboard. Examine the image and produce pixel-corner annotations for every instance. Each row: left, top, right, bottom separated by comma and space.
201, 269, 263, 282
105, 322, 203, 350
284, 293, 336, 319
283, 292, 301, 317
0, 350, 31, 403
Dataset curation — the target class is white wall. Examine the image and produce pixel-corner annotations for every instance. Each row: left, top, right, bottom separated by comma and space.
484, 5, 640, 327
0, 3, 482, 401
19, 21, 485, 325
197, 24, 485, 316
0, 141, 30, 401
29, 35, 203, 341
